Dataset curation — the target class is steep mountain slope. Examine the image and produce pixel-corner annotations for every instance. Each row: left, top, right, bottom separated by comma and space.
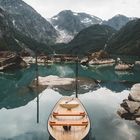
102, 14, 133, 30
50, 10, 102, 43
0, 0, 58, 44
0, 7, 52, 53
53, 24, 116, 55
106, 19, 140, 55
0, 7, 21, 51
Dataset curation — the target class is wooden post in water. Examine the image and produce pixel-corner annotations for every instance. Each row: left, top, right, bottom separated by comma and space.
35, 52, 39, 123
75, 57, 78, 98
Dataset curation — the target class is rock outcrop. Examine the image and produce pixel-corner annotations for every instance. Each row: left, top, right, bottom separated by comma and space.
30, 75, 98, 94
134, 61, 140, 71
0, 51, 27, 71
82, 50, 115, 66
136, 117, 140, 125
115, 64, 134, 71
80, 57, 89, 65
117, 83, 140, 125
89, 50, 109, 60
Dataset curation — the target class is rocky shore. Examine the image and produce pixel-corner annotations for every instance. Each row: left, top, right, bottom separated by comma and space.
81, 50, 115, 66
115, 63, 134, 71
117, 83, 140, 126
0, 51, 27, 71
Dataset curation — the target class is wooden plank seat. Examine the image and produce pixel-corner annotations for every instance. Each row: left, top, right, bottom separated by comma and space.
49, 120, 88, 126
53, 111, 86, 117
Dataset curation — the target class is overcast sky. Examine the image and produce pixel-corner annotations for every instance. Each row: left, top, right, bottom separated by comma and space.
23, 0, 140, 20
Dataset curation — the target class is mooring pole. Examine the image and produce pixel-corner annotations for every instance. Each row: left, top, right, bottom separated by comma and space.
35, 52, 39, 123
75, 57, 78, 98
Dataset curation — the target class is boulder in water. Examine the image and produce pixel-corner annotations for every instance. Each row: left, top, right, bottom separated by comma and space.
117, 107, 133, 120
115, 63, 134, 71
80, 57, 89, 65
88, 50, 115, 65
134, 61, 140, 71
0, 51, 27, 71
128, 83, 140, 102
135, 117, 140, 125
120, 100, 140, 114
30, 75, 98, 94
117, 83, 140, 126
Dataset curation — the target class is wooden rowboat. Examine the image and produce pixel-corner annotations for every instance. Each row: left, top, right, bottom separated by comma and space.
48, 96, 90, 140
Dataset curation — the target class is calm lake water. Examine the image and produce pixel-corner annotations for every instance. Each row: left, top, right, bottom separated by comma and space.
0, 63, 140, 140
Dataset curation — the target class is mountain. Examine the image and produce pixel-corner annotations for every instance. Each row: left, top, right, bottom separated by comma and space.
53, 24, 116, 55
106, 19, 140, 55
0, 0, 58, 44
0, 7, 21, 51
0, 7, 53, 53
102, 14, 134, 30
50, 10, 102, 43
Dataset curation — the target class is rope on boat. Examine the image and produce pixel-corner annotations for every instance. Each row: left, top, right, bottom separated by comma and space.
65, 97, 74, 104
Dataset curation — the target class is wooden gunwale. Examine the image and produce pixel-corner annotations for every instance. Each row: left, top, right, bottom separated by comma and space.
47, 96, 90, 140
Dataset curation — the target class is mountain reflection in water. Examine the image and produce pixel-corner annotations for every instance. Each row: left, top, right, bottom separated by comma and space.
0, 63, 140, 140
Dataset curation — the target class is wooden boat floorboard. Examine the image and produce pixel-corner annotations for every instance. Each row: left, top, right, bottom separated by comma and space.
48, 97, 90, 140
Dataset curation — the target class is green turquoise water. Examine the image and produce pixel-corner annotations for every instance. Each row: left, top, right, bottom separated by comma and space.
0, 63, 140, 140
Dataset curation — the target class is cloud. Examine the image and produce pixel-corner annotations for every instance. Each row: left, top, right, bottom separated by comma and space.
23, 0, 140, 20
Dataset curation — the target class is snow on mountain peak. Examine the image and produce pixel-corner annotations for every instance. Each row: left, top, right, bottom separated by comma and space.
81, 18, 92, 24
52, 16, 58, 20
73, 12, 78, 16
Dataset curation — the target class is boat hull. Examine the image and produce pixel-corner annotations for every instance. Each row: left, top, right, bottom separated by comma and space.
47, 97, 90, 140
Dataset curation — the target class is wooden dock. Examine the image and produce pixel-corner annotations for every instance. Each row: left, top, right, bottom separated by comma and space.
48, 97, 90, 140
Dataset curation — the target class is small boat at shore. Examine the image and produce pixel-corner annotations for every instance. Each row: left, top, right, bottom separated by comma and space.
47, 96, 90, 140
48, 58, 90, 140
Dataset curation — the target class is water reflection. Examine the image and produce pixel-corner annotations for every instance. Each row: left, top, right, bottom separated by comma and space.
100, 81, 133, 92
0, 65, 38, 109
0, 87, 36, 109
0, 89, 61, 140
0, 64, 140, 140
83, 129, 96, 140
0, 86, 140, 140
80, 88, 140, 140
88, 64, 140, 82
0, 71, 23, 81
